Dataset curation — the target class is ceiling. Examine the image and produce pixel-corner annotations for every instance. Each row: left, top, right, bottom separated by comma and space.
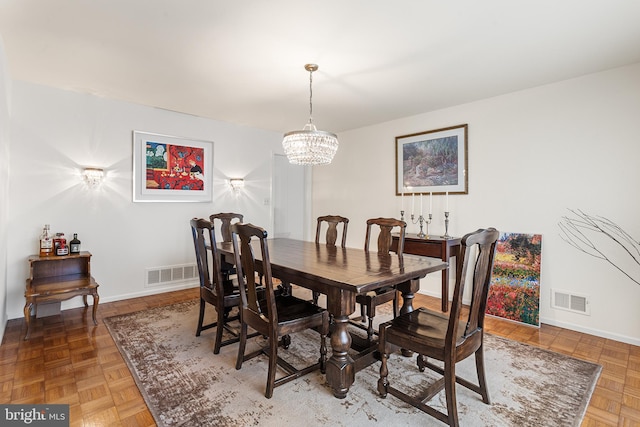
1, 0, 640, 134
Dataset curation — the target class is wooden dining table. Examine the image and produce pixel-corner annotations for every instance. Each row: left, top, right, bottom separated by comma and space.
218, 238, 448, 399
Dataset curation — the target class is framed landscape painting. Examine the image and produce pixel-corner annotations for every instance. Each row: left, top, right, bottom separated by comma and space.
133, 131, 213, 202
486, 232, 542, 327
395, 124, 468, 195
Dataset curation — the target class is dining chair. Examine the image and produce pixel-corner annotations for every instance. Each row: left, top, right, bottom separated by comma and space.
377, 228, 499, 427
191, 218, 247, 353
231, 222, 329, 399
210, 212, 244, 281
315, 215, 349, 248
312, 215, 349, 304
354, 217, 406, 341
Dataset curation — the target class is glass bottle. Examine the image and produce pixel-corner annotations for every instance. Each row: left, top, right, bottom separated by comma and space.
39, 224, 53, 256
70, 233, 81, 254
54, 232, 68, 256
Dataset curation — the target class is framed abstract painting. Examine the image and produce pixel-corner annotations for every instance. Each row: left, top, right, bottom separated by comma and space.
133, 131, 213, 202
486, 232, 542, 327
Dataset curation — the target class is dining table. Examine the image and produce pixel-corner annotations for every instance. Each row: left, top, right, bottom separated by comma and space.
217, 238, 448, 399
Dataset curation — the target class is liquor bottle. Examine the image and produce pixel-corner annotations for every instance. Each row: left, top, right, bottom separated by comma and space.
70, 233, 81, 254
39, 224, 53, 256
54, 233, 69, 256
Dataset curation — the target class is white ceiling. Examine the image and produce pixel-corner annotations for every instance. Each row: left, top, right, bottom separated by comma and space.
1, 0, 640, 134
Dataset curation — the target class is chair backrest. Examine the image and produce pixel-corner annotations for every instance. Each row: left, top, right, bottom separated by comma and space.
447, 228, 499, 346
210, 212, 244, 243
364, 217, 406, 255
231, 223, 277, 329
190, 218, 224, 296
315, 215, 349, 247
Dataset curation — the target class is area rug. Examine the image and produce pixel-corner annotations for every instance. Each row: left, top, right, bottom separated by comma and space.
104, 299, 601, 427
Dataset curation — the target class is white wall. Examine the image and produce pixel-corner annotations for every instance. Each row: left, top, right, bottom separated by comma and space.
0, 38, 10, 338
5, 81, 283, 322
313, 63, 640, 345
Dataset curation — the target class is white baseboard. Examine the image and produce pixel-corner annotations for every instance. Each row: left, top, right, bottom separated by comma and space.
540, 316, 640, 347
59, 281, 199, 311
0, 313, 6, 345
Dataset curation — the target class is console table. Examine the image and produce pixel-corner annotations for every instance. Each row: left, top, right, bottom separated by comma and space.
24, 251, 100, 340
392, 233, 461, 312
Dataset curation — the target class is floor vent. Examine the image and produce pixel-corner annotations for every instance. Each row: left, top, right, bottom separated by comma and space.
146, 263, 197, 287
551, 289, 590, 315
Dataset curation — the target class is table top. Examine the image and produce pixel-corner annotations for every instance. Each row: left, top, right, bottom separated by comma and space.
218, 238, 448, 295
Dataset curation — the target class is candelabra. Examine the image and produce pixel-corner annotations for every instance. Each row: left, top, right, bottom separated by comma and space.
441, 211, 451, 239
410, 212, 431, 238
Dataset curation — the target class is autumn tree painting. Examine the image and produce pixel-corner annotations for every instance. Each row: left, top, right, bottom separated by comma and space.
486, 232, 542, 326
402, 136, 459, 187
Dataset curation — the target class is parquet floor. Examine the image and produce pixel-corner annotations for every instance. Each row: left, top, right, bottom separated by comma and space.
0, 288, 638, 426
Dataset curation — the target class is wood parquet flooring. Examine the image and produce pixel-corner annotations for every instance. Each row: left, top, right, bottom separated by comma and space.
1, 288, 639, 426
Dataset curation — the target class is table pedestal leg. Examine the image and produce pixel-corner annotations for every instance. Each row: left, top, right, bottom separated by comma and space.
398, 279, 419, 315
398, 279, 418, 356
325, 315, 354, 399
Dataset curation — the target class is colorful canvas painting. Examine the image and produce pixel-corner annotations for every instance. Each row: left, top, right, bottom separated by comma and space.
133, 131, 213, 202
486, 232, 542, 326
145, 143, 205, 191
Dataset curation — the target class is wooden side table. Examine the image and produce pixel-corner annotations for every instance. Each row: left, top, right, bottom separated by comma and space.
24, 251, 100, 340
392, 234, 461, 312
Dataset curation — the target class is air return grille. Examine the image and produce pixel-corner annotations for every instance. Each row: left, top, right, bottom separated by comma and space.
551, 289, 590, 315
145, 263, 197, 287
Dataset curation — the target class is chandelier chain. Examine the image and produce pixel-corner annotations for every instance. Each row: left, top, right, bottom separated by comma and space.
308, 68, 314, 125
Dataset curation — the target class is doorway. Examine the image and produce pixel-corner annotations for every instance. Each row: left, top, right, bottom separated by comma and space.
272, 154, 310, 240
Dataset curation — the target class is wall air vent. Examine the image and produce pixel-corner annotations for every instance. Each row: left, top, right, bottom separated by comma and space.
145, 263, 197, 288
551, 289, 590, 315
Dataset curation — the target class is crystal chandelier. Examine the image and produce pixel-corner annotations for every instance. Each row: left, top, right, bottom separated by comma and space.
283, 64, 339, 165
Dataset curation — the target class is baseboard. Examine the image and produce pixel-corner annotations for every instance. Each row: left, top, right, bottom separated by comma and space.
540, 317, 640, 347
0, 312, 6, 347
58, 281, 199, 311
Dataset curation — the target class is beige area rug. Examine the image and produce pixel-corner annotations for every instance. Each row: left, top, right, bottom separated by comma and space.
105, 298, 601, 427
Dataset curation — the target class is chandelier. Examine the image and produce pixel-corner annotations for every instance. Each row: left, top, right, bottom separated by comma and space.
282, 64, 339, 165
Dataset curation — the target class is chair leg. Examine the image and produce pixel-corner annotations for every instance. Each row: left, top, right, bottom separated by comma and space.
196, 298, 205, 337
319, 333, 327, 374
235, 322, 248, 370
213, 305, 225, 354
443, 360, 459, 427
393, 291, 399, 318
475, 345, 491, 404
265, 335, 278, 398
366, 304, 375, 341
377, 351, 389, 398
417, 353, 427, 372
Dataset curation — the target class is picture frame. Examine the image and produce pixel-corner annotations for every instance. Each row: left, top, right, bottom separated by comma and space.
395, 124, 468, 195
133, 131, 213, 202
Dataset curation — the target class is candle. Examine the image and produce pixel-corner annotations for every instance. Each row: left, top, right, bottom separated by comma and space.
411, 193, 415, 215
420, 194, 423, 215
429, 192, 433, 214
401, 190, 404, 211
446, 192, 449, 211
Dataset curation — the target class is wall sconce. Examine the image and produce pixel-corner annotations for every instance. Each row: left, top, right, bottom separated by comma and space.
83, 167, 104, 189
229, 178, 245, 192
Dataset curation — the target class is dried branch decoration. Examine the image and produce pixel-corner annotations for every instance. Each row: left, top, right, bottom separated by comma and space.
558, 209, 640, 285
